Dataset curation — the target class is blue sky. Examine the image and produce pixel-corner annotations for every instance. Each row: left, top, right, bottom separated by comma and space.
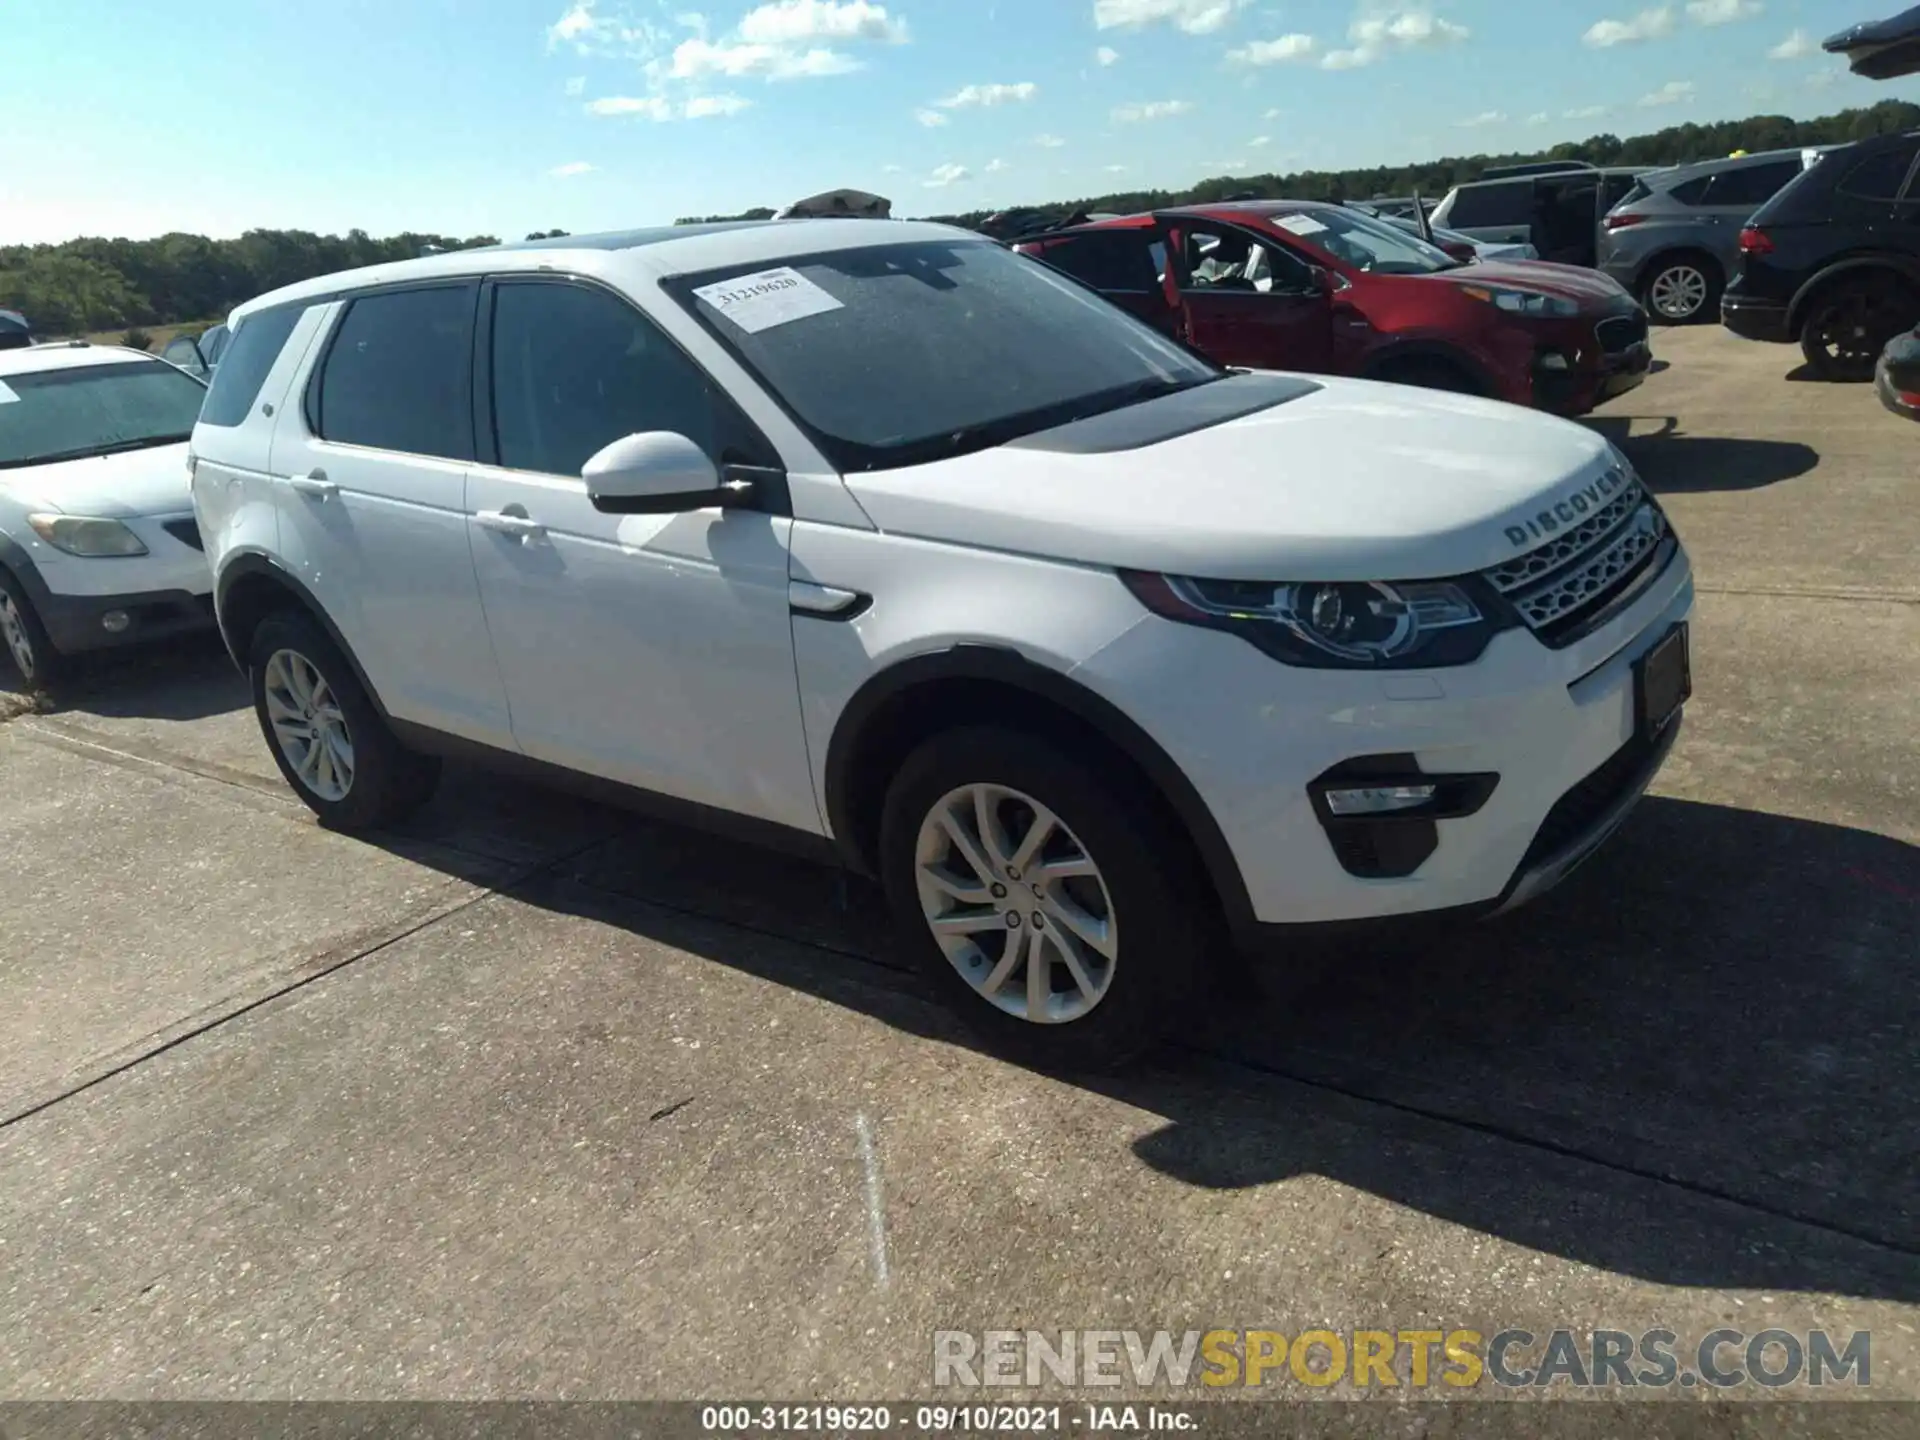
3, 0, 1916, 243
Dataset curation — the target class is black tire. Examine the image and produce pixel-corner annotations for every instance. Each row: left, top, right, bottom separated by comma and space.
0, 566, 62, 689
878, 725, 1211, 1072
1640, 253, 1722, 326
1799, 275, 1920, 382
1374, 358, 1482, 396
246, 610, 440, 829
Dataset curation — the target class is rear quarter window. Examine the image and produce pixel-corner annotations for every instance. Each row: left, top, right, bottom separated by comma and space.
1442, 181, 1532, 228
199, 305, 302, 428
1837, 143, 1920, 201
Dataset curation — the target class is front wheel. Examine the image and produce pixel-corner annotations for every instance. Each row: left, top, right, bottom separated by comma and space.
1800, 277, 1918, 381
0, 567, 60, 688
247, 611, 440, 829
878, 726, 1210, 1072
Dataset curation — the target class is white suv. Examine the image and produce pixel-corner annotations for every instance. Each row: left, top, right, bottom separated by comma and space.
191, 219, 1694, 1069
1, 343, 216, 683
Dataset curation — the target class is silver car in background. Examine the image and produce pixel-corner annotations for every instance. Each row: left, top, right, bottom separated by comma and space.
1598, 149, 1828, 324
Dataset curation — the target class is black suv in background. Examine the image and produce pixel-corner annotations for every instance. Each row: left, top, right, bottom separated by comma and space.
1720, 130, 1920, 379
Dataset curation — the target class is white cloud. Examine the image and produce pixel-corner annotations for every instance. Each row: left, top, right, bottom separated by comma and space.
586, 92, 747, 119
667, 36, 860, 79
1685, 0, 1761, 24
1565, 103, 1610, 119
564, 75, 586, 95
546, 0, 671, 56
1202, 159, 1247, 171
1262, 106, 1281, 119
936, 81, 1038, 107
1583, 8, 1676, 47
1769, 27, 1815, 59
1096, 45, 1121, 64
1112, 98, 1193, 121
1249, 134, 1270, 146
1092, 0, 1246, 36
881, 162, 904, 172
1637, 79, 1696, 106
1526, 111, 1550, 125
549, 1, 600, 48
915, 107, 948, 126
924, 162, 971, 187
985, 157, 1011, 173
684, 91, 753, 116
1228, 33, 1316, 65
549, 161, 596, 177
1320, 9, 1469, 69
1103, 163, 1129, 172
1457, 110, 1506, 128
1033, 132, 1067, 147
737, 0, 907, 44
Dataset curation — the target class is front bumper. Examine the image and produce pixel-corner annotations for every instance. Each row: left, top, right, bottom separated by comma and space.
1720, 294, 1793, 345
1531, 308, 1653, 416
6, 511, 215, 655
28, 573, 215, 654
1077, 542, 1696, 933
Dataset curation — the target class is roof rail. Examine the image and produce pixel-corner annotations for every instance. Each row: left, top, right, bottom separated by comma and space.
1478, 159, 1598, 180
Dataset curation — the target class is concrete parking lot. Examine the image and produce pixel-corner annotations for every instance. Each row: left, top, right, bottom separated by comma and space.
1, 327, 1916, 1403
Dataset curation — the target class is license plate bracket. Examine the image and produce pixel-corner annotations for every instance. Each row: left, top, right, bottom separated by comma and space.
1635, 623, 1692, 737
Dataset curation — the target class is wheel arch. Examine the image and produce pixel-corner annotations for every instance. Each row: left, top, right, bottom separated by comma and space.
214, 553, 391, 720
1633, 245, 1725, 293
1358, 340, 1497, 397
1787, 254, 1920, 335
822, 644, 1258, 938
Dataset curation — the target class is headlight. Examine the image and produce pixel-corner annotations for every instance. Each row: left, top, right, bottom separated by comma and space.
26, 514, 149, 557
1121, 571, 1501, 669
1463, 284, 1580, 319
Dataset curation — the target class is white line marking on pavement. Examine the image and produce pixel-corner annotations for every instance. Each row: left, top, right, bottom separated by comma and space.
855, 1112, 891, 1289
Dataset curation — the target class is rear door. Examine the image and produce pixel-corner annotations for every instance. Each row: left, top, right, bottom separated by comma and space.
1163, 218, 1334, 372
1436, 179, 1535, 246
269, 282, 514, 747
1024, 230, 1175, 332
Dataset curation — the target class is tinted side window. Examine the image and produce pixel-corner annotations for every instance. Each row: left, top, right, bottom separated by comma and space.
199, 305, 302, 428
489, 281, 753, 477
1703, 161, 1800, 208
314, 285, 475, 460
1838, 143, 1920, 201
1039, 233, 1162, 292
1444, 181, 1532, 228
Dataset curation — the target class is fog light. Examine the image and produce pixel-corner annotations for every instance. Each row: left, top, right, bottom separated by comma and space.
100, 610, 131, 634
1323, 784, 1438, 816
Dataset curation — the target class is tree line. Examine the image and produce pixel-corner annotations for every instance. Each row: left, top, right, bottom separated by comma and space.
6, 100, 1915, 335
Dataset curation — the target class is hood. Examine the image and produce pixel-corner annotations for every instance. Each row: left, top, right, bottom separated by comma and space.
843, 374, 1624, 582
1432, 259, 1634, 308
0, 442, 194, 517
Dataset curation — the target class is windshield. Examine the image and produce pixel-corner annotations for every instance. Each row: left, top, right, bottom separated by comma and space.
670, 238, 1221, 471
0, 359, 206, 468
1266, 207, 1464, 275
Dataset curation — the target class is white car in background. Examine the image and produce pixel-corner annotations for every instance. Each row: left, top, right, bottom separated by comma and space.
0, 343, 215, 684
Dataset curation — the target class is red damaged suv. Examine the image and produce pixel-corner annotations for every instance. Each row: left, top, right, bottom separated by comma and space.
1016, 201, 1653, 416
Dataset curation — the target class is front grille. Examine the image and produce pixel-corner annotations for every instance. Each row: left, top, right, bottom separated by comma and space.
162, 517, 203, 551
1481, 473, 1668, 645
1518, 730, 1657, 872
1596, 312, 1649, 354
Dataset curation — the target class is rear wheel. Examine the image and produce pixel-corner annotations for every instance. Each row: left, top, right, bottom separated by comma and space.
1799, 275, 1919, 381
0, 567, 60, 689
878, 726, 1210, 1072
247, 611, 440, 829
1641, 255, 1721, 325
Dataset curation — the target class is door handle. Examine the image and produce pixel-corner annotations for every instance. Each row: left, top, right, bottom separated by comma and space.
474, 510, 547, 541
288, 471, 337, 499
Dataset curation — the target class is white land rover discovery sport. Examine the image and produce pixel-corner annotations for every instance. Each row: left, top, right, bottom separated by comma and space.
191, 219, 1694, 1069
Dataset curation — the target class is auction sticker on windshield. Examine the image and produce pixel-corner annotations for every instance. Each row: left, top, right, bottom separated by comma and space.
1274, 215, 1329, 237
692, 267, 844, 335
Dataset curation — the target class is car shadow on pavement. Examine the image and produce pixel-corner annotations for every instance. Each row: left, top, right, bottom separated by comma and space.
1585, 417, 1819, 492
10, 631, 245, 722
368, 774, 1920, 1304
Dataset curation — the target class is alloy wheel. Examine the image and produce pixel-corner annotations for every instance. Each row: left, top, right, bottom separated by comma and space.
1810, 294, 1890, 373
913, 783, 1117, 1025
1648, 265, 1708, 321
0, 592, 36, 679
263, 648, 355, 802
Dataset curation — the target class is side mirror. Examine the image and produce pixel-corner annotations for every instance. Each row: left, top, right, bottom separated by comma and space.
583, 432, 743, 515
1440, 240, 1478, 263
1308, 265, 1339, 296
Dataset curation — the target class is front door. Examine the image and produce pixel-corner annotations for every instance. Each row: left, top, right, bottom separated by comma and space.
1164, 220, 1335, 372
464, 276, 820, 834
269, 283, 515, 747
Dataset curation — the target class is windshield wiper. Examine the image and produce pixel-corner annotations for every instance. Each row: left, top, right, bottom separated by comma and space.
0, 433, 192, 468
